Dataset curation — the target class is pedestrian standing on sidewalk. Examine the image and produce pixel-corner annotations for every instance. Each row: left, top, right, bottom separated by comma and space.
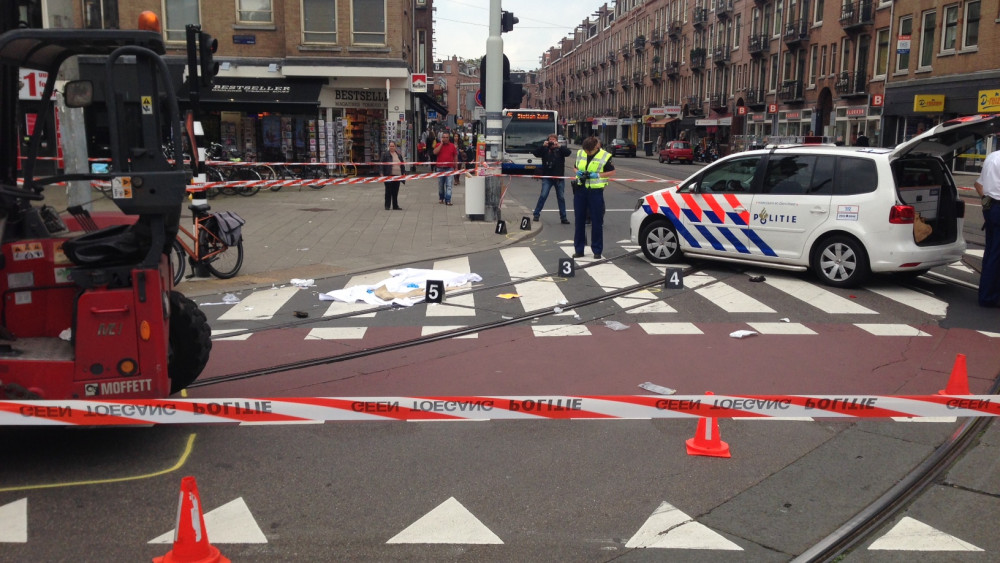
531, 133, 572, 224
975, 149, 1000, 307
434, 131, 458, 205
572, 136, 615, 259
380, 141, 405, 210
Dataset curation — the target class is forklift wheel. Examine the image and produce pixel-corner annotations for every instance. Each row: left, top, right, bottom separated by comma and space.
168, 291, 212, 394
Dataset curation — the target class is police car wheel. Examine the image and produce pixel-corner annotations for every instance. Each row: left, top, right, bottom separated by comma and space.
640, 219, 681, 264
811, 235, 870, 288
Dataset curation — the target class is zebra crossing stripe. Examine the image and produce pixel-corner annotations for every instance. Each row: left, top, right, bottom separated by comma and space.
500, 247, 570, 313
693, 275, 776, 313
854, 324, 931, 337
764, 275, 876, 315
217, 286, 301, 321
868, 286, 948, 316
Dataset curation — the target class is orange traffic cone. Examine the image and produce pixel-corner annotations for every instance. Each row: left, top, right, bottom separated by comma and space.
685, 392, 731, 458
153, 477, 230, 563
938, 353, 971, 396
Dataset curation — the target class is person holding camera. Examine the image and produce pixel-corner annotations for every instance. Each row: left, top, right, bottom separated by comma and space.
531, 134, 573, 224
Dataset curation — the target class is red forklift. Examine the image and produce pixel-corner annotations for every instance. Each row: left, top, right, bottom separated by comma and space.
0, 10, 211, 400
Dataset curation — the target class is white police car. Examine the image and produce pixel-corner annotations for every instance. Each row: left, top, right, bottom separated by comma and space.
631, 115, 1000, 287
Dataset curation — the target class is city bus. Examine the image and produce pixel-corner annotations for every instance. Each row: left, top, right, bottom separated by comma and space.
502, 109, 558, 174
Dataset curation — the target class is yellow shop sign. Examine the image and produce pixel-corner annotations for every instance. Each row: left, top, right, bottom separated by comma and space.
913, 94, 945, 112
978, 90, 1000, 113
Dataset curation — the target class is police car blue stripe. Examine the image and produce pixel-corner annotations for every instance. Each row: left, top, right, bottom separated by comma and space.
717, 227, 751, 254
695, 225, 726, 251
742, 228, 778, 257
651, 207, 701, 248
727, 212, 748, 226
682, 208, 701, 223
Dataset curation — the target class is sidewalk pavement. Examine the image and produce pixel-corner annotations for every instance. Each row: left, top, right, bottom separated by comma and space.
43, 176, 538, 298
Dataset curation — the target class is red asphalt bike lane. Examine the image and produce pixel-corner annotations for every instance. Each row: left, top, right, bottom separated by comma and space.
191, 323, 1000, 400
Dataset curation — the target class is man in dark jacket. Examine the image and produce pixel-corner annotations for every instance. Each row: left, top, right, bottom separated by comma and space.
531, 134, 573, 224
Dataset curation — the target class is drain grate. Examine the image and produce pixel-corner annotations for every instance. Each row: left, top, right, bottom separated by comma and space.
299, 207, 333, 212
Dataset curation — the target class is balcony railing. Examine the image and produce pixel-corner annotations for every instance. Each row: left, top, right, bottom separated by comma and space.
687, 95, 704, 115
713, 45, 731, 65
840, 0, 874, 31
620, 75, 631, 89
650, 29, 663, 45
632, 71, 643, 85
778, 79, 804, 102
693, 8, 708, 27
665, 61, 681, 76
748, 34, 769, 56
606, 79, 617, 91
746, 88, 766, 107
634, 36, 646, 52
783, 19, 810, 45
668, 21, 683, 38
650, 66, 662, 81
607, 51, 617, 64
715, 0, 734, 19
710, 93, 729, 111
834, 70, 868, 98
691, 53, 707, 71
621, 45, 632, 58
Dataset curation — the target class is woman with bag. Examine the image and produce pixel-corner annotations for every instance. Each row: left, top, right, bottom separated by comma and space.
380, 141, 405, 210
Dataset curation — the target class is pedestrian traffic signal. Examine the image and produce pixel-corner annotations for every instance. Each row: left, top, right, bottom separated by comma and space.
198, 31, 219, 87
502, 81, 523, 109
501, 11, 518, 33
479, 54, 511, 107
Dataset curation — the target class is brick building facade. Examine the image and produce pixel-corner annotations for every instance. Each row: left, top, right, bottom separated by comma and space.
538, 0, 993, 159
70, 0, 438, 165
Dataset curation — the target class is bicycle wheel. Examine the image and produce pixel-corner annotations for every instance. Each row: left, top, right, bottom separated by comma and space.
256, 165, 282, 191
235, 168, 261, 196
170, 238, 186, 286
198, 228, 244, 279
203, 168, 223, 199
308, 166, 329, 189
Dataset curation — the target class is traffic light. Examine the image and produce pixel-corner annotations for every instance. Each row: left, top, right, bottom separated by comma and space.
501, 11, 518, 33
198, 31, 219, 87
502, 81, 523, 109
479, 54, 511, 107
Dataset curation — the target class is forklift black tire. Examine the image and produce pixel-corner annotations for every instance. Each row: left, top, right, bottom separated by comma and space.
168, 291, 212, 394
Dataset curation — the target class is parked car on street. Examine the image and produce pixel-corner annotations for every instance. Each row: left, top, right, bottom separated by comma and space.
631, 114, 1000, 288
609, 138, 637, 157
659, 141, 694, 164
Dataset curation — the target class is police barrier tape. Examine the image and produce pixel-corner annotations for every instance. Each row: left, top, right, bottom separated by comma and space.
1, 395, 998, 426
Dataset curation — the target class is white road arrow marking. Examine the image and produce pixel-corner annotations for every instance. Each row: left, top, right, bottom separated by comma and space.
386, 497, 503, 544
869, 516, 983, 551
149, 497, 267, 544
0, 498, 27, 543
625, 501, 742, 550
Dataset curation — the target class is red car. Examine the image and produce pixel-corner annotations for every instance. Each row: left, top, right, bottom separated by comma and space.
658, 140, 693, 164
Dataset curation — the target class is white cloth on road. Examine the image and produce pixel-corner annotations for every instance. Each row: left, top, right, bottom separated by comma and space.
319, 268, 482, 307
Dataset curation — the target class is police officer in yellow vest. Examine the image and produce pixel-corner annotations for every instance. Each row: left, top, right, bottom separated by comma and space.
573, 136, 616, 259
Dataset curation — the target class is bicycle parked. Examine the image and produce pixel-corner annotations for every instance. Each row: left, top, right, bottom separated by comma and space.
171, 201, 245, 285
205, 142, 262, 197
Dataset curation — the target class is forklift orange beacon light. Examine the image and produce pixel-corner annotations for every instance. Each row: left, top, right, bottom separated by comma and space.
138, 11, 161, 33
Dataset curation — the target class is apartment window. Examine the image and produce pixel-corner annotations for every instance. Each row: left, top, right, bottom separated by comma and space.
353, 0, 386, 45
238, 0, 272, 23
83, 0, 119, 29
874, 28, 889, 77
963, 1, 980, 49
773, 1, 783, 36
417, 29, 426, 73
808, 44, 817, 86
831, 43, 837, 75
941, 4, 958, 52
814, 0, 824, 25
303, 0, 337, 44
769, 54, 779, 90
820, 45, 827, 77
164, 0, 199, 42
734, 14, 741, 48
840, 38, 851, 74
896, 15, 912, 72
919, 10, 936, 68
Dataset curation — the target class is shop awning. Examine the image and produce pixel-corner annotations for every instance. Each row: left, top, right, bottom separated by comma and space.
197, 78, 324, 106
650, 116, 679, 128
417, 92, 449, 117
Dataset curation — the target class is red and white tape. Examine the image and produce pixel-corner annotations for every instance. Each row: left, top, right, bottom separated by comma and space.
1, 395, 996, 426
